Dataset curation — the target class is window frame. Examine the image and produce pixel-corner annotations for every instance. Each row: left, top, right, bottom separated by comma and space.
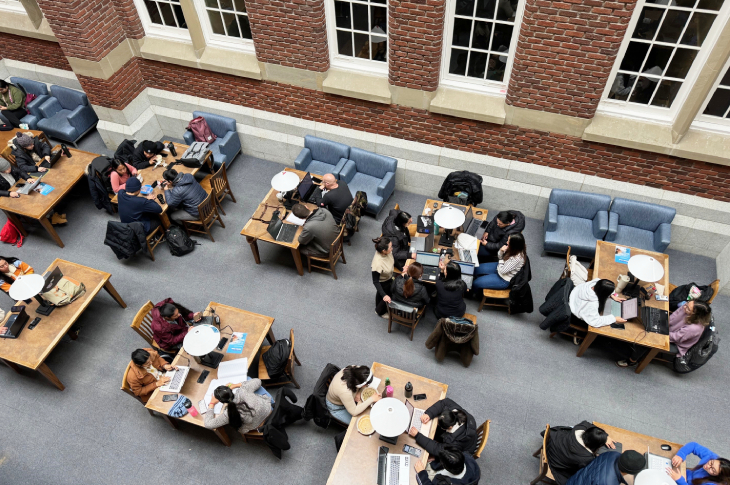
132, 0, 192, 43
439, 0, 526, 95
598, 0, 730, 124
192, 0, 255, 53
324, 0, 389, 76
0, 0, 27, 14
693, 54, 730, 131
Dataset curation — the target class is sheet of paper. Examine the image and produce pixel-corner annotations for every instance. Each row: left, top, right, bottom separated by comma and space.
217, 358, 248, 380
227, 332, 247, 354
285, 213, 306, 226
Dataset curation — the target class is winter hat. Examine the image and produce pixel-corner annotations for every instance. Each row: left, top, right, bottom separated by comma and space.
0, 157, 10, 172
618, 450, 646, 474
15, 132, 33, 148
125, 177, 142, 193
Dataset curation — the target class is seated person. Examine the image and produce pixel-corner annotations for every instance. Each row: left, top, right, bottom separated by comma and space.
435, 261, 467, 319
10, 132, 50, 175
325, 365, 382, 423
669, 442, 730, 485
203, 380, 275, 434
472, 233, 526, 291
292, 204, 340, 257
0, 81, 28, 128
414, 445, 481, 485
566, 450, 645, 485
110, 159, 138, 193
160, 168, 207, 223
392, 261, 430, 310
381, 209, 412, 268
150, 299, 202, 351
617, 300, 712, 368
546, 421, 616, 485
117, 177, 163, 235
132, 140, 165, 170
570, 279, 626, 329
127, 348, 177, 403
478, 210, 525, 262
317, 173, 353, 224
0, 256, 33, 293
0, 157, 31, 199
408, 398, 477, 456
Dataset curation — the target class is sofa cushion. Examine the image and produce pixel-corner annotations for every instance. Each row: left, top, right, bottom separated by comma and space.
50, 85, 89, 110
611, 224, 656, 252
544, 215, 598, 258
610, 198, 675, 232
304, 135, 349, 167
37, 110, 78, 140
348, 147, 397, 179
549, 189, 611, 220
306, 160, 340, 177
20, 114, 39, 130
10, 77, 49, 96
348, 172, 383, 213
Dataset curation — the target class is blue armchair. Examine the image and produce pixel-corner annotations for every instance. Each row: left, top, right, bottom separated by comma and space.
339, 147, 397, 215
183, 111, 241, 170
294, 135, 349, 178
543, 189, 611, 258
36, 85, 98, 146
605, 198, 676, 253
8, 77, 50, 129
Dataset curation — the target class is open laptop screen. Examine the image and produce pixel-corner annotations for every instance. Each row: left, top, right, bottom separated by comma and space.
456, 261, 475, 275
404, 399, 414, 421
415, 252, 440, 267
298, 172, 313, 199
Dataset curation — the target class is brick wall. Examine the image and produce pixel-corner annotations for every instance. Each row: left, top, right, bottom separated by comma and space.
0, 33, 71, 71
246, 0, 330, 72
110, 0, 145, 40
78, 58, 145, 111
388, 0, 446, 91
506, 0, 637, 118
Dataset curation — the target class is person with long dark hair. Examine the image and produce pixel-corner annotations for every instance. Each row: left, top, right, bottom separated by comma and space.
407, 398, 478, 456
325, 365, 382, 423
127, 348, 177, 403
668, 442, 730, 485
545, 421, 617, 485
203, 379, 275, 434
392, 261, 430, 311
434, 261, 467, 319
381, 209, 412, 268
478, 210, 525, 262
569, 278, 627, 328
472, 233, 526, 291
414, 444, 481, 485
109, 158, 138, 193
0, 256, 34, 293
372, 237, 396, 318
150, 298, 203, 351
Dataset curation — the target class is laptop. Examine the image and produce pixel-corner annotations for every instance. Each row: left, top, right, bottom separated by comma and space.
297, 172, 318, 203
0, 308, 30, 339
266, 212, 298, 243
377, 446, 410, 485
641, 306, 669, 335
411, 232, 435, 254
456, 261, 475, 289
159, 365, 190, 393
415, 251, 441, 281
405, 399, 431, 435
461, 210, 481, 237
42, 266, 64, 293
17, 172, 45, 195
39, 149, 63, 169
610, 298, 638, 319
644, 450, 671, 471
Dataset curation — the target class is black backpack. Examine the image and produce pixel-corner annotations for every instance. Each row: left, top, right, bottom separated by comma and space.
90, 156, 114, 195
114, 139, 137, 165
669, 282, 714, 312
674, 321, 720, 374
262, 339, 291, 379
165, 225, 196, 256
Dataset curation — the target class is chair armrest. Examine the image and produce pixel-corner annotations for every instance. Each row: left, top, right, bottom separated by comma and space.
606, 212, 619, 241
38, 97, 62, 118
654, 223, 671, 252
183, 130, 195, 145
27, 95, 49, 118
377, 171, 395, 198
339, 159, 356, 183
217, 130, 238, 151
333, 157, 349, 178
68, 105, 98, 132
544, 203, 558, 233
592, 210, 608, 239
294, 147, 312, 171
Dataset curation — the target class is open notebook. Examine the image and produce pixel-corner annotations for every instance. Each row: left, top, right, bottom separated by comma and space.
203, 358, 248, 414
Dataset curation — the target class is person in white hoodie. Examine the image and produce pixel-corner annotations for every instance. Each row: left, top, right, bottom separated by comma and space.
569, 279, 627, 328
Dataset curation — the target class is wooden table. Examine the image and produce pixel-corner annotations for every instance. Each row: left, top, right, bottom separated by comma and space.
110, 141, 212, 229
594, 422, 685, 484
0, 259, 126, 390
0, 129, 50, 153
421, 199, 487, 259
240, 168, 318, 276
0, 146, 97, 247
327, 362, 448, 485
145, 303, 275, 446
577, 241, 670, 374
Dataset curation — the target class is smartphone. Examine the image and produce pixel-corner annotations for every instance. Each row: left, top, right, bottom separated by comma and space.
151, 180, 158, 188
162, 394, 178, 402
403, 445, 422, 458
413, 393, 427, 401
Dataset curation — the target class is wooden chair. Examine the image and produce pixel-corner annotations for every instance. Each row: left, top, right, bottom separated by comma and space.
388, 304, 426, 341
562, 246, 593, 281
258, 329, 301, 389
478, 288, 511, 313
1, 145, 15, 165
200, 163, 236, 215
463, 313, 477, 324
531, 424, 557, 485
182, 190, 225, 242
130, 300, 172, 352
473, 419, 491, 459
305, 225, 347, 279
121, 362, 154, 416
145, 225, 164, 261
667, 279, 719, 304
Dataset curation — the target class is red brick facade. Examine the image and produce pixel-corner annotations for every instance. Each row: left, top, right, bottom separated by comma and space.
246, 0, 330, 72
0, 33, 71, 71
506, 0, 637, 118
78, 58, 146, 111
388, 0, 446, 91
110, 0, 146, 40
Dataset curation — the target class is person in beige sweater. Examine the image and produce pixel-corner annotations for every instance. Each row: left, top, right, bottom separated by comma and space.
325, 365, 382, 423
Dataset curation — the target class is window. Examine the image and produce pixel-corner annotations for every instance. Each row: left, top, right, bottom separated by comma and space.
695, 56, 730, 128
0, 0, 26, 13
328, 0, 388, 70
441, 0, 524, 90
143, 0, 188, 28
202, 0, 251, 40
606, 0, 726, 111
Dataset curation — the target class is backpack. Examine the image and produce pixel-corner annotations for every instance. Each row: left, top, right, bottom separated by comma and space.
674, 321, 720, 374
0, 220, 23, 247
90, 156, 115, 195
341, 190, 367, 241
669, 282, 714, 312
166, 224, 196, 256
114, 139, 137, 165
187, 117, 217, 143
262, 338, 291, 379
41, 276, 86, 306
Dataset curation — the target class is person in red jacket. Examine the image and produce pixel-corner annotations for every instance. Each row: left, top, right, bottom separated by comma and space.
150, 298, 202, 351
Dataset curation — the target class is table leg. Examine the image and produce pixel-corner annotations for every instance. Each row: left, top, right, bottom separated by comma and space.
0, 357, 21, 374
576, 332, 598, 357
266, 327, 277, 345
38, 215, 64, 248
162, 415, 178, 430
2, 211, 27, 236
159, 212, 171, 230
635, 348, 660, 374
246, 236, 261, 264
37, 362, 65, 390
103, 280, 127, 308
291, 247, 304, 276
214, 427, 232, 446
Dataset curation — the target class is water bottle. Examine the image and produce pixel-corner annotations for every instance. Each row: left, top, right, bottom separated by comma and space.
405, 382, 413, 398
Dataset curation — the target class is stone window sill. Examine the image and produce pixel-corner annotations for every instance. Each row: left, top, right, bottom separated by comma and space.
322, 69, 392, 104
428, 85, 506, 125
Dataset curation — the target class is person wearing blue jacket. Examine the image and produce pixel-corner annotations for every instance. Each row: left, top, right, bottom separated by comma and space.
566, 450, 645, 485
668, 442, 730, 485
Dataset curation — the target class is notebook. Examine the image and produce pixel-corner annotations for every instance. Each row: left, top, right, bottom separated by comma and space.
203, 358, 249, 414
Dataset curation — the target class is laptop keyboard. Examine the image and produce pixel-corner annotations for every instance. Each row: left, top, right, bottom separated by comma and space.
412, 409, 424, 431
168, 369, 185, 390
389, 456, 401, 485
277, 224, 298, 243
459, 249, 473, 262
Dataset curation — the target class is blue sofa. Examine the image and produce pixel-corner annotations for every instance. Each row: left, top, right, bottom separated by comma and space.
544, 189, 611, 258
605, 198, 676, 253
294, 135, 349, 178
36, 85, 98, 146
8, 77, 50, 129
339, 147, 397, 215
183, 111, 241, 170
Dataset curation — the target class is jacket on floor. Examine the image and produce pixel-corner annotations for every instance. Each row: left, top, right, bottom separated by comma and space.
416, 452, 481, 485
381, 208, 411, 269
103, 221, 147, 260
415, 398, 478, 456
262, 387, 304, 459
425, 318, 479, 367
546, 421, 598, 485
565, 451, 626, 485
11, 136, 50, 174
540, 277, 575, 333
298, 207, 339, 255
150, 298, 194, 350
482, 211, 526, 253
165, 173, 207, 217
0, 165, 30, 197
303, 363, 341, 429
438, 171, 484, 206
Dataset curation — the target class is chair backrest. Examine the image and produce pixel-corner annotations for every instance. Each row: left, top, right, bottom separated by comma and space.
49, 85, 89, 110
473, 419, 491, 458
539, 425, 551, 477
349, 147, 397, 179
121, 361, 143, 403
192, 110, 236, 137
211, 163, 229, 201
393, 203, 400, 211
549, 189, 611, 220
304, 135, 350, 166
1, 146, 15, 165
389, 304, 419, 323
610, 198, 676, 232
130, 301, 155, 347
708, 279, 720, 304
197, 191, 217, 223
329, 225, 346, 260
285, 328, 296, 374
562, 246, 572, 279
9, 77, 49, 96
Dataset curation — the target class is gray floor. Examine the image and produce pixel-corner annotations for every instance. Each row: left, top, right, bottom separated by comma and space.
0, 130, 727, 485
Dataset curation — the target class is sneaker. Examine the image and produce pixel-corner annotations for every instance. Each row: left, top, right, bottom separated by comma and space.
615, 359, 637, 368
572, 332, 582, 346
379, 312, 389, 320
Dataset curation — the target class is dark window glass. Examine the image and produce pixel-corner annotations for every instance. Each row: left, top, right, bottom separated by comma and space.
633, 7, 664, 41
486, 53, 507, 81
697, 0, 724, 10
609, 73, 636, 101
336, 30, 353, 56
468, 51, 488, 78
159, 2, 176, 26
703, 88, 730, 116
665, 48, 697, 78
492, 23, 513, 51
234, 0, 247, 12
629, 76, 659, 104
643, 45, 673, 74
476, 0, 496, 19
239, 15, 252, 38
453, 18, 472, 47
145, 0, 163, 24
656, 9, 690, 44
335, 1, 351, 29
208, 11, 225, 34
471, 21, 491, 49
620, 42, 651, 72
651, 79, 682, 107
449, 48, 469, 75
223, 12, 239, 36
173, 3, 186, 27
496, 0, 518, 20
720, 67, 730, 86
354, 32, 370, 59
352, 3, 368, 31
680, 12, 716, 46
220, 0, 234, 10
455, 0, 475, 16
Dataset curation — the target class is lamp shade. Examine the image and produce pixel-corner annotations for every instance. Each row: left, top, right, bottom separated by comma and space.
370, 398, 409, 437
628, 254, 665, 283
271, 171, 299, 192
434, 206, 466, 230
183, 324, 221, 357
9, 274, 45, 301
634, 469, 675, 485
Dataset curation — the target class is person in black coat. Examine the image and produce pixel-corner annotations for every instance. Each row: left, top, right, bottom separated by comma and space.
478, 210, 525, 262
434, 261, 467, 319
415, 446, 481, 485
381, 209, 412, 268
392, 262, 430, 310
546, 421, 617, 485
408, 398, 478, 456
131, 140, 165, 170
0, 157, 30, 198
10, 132, 50, 175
